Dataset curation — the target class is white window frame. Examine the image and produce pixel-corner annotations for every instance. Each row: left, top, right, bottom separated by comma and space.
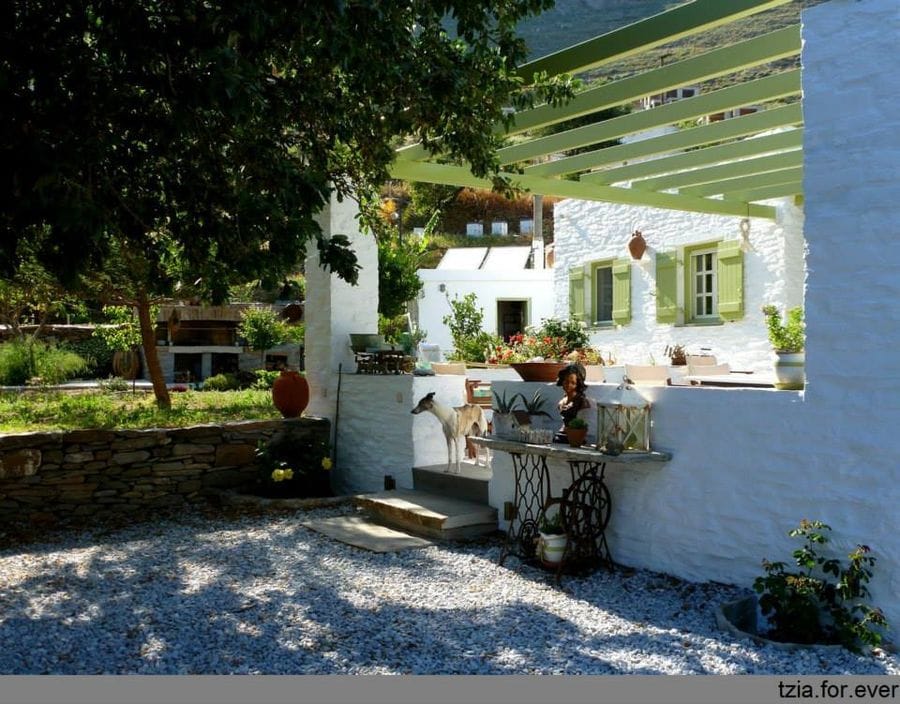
690, 247, 718, 320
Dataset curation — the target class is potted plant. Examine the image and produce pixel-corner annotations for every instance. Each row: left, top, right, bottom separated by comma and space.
537, 511, 567, 566
762, 304, 805, 390
491, 389, 524, 439
517, 389, 553, 428
564, 416, 588, 447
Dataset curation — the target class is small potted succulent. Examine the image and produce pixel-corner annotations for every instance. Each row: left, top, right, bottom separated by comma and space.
564, 416, 588, 447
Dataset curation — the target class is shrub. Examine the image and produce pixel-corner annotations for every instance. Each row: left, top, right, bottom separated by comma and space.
753, 520, 887, 652
253, 429, 333, 499
0, 340, 87, 386
202, 373, 241, 391
65, 336, 115, 377
238, 308, 291, 363
251, 369, 280, 390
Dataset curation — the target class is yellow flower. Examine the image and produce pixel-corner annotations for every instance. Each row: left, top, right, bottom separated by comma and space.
283, 468, 294, 480
271, 468, 285, 482
321, 457, 333, 471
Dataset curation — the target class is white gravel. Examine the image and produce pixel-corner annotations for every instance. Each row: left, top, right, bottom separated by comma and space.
1, 505, 897, 675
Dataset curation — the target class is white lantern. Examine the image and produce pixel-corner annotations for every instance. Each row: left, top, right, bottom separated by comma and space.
596, 383, 651, 452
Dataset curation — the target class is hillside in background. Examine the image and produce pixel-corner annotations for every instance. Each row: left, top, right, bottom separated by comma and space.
518, 0, 829, 91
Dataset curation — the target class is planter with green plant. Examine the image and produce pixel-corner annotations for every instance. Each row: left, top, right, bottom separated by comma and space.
762, 304, 805, 390
563, 416, 588, 447
537, 510, 567, 565
720, 520, 888, 653
491, 389, 524, 439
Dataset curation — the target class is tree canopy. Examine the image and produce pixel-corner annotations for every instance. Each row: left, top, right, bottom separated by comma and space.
1, 0, 573, 405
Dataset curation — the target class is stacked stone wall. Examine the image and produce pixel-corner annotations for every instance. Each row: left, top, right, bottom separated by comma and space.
0, 417, 329, 528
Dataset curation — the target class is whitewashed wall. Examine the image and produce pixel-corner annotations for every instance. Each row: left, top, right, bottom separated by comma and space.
328, 374, 469, 495
486, 0, 900, 639
553, 191, 805, 372
416, 269, 554, 356
309, 0, 899, 639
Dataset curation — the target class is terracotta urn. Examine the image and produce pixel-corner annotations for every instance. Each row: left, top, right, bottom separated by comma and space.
565, 426, 588, 448
628, 230, 647, 260
271, 370, 310, 418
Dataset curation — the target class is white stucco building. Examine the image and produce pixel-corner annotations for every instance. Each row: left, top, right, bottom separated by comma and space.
304, 0, 900, 640
415, 246, 554, 357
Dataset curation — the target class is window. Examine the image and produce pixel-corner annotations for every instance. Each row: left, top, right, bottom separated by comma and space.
569, 258, 631, 327
656, 240, 744, 325
689, 247, 718, 320
593, 263, 613, 324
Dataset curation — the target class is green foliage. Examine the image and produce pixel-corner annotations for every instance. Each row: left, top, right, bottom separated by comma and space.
202, 373, 242, 392
492, 389, 524, 414
565, 416, 587, 429
64, 336, 115, 378
251, 369, 280, 390
534, 317, 590, 352
539, 510, 565, 535
753, 520, 888, 652
520, 390, 552, 418
93, 306, 143, 353
443, 293, 484, 359
0, 389, 280, 433
253, 430, 332, 499
377, 235, 426, 318
762, 305, 805, 353
238, 308, 291, 361
0, 340, 88, 386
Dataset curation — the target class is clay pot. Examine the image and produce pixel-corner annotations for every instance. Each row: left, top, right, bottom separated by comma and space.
565, 426, 588, 447
510, 361, 568, 382
628, 230, 647, 260
271, 370, 310, 418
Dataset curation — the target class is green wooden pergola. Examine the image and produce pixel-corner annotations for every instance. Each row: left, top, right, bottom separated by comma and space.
390, 0, 803, 220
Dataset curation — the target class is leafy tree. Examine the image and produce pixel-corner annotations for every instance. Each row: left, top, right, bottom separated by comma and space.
238, 308, 291, 366
2, 0, 573, 409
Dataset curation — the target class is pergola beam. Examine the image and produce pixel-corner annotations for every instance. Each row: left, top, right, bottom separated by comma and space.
516, 0, 794, 85
509, 25, 800, 135
584, 129, 803, 185
724, 181, 804, 202
389, 159, 776, 218
498, 70, 801, 165
533, 103, 803, 177
680, 166, 802, 196
631, 150, 802, 191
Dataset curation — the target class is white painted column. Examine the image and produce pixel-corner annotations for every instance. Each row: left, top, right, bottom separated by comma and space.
304, 193, 379, 424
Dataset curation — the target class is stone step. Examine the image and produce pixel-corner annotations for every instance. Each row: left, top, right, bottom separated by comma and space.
412, 463, 491, 505
353, 488, 498, 541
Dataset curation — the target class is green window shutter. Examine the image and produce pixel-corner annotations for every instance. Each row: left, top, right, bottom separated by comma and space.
656, 251, 678, 323
717, 240, 744, 320
611, 258, 631, 326
568, 267, 585, 322
583, 265, 593, 324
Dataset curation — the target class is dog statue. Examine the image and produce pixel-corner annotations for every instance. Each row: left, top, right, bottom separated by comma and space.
411, 392, 489, 474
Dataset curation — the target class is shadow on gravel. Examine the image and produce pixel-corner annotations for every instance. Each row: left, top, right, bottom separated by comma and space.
0, 508, 895, 675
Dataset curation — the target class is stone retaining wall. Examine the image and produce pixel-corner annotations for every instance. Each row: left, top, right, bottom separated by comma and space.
0, 417, 330, 528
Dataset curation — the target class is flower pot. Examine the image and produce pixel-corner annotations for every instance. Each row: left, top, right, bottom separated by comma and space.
538, 532, 567, 566
510, 361, 568, 382
773, 351, 805, 390
565, 426, 588, 447
491, 412, 517, 439
271, 370, 310, 418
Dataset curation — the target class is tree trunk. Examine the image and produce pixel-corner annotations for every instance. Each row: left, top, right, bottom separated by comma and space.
136, 296, 171, 410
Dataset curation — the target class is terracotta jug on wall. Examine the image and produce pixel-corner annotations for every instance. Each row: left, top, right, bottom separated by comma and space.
628, 230, 647, 260
271, 370, 310, 418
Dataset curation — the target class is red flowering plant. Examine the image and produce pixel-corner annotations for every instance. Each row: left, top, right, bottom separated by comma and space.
487, 317, 590, 363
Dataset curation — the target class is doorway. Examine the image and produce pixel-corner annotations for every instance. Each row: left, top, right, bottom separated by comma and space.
497, 299, 529, 340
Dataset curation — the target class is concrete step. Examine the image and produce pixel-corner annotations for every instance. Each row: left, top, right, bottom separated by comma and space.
412, 463, 491, 505
353, 488, 498, 541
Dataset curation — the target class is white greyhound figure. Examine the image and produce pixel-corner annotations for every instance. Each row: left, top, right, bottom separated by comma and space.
411, 392, 490, 474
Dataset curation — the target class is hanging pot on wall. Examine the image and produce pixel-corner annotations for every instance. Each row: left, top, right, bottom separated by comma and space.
272, 370, 310, 418
628, 230, 647, 260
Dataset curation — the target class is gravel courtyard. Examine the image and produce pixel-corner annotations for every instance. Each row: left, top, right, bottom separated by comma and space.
1, 504, 897, 676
